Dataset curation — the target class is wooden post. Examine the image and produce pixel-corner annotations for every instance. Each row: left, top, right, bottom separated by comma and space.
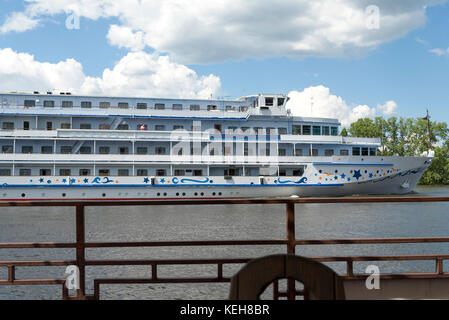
286, 202, 296, 300
76, 204, 86, 299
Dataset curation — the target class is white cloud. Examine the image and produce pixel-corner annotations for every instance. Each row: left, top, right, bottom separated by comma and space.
0, 48, 221, 99
429, 47, 449, 56
377, 100, 397, 115
286, 86, 396, 127
0, 12, 39, 34
3, 0, 444, 63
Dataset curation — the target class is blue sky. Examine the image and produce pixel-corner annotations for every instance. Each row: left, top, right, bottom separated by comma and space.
0, 0, 448, 126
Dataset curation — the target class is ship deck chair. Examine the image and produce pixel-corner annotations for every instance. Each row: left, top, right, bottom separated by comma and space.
229, 254, 345, 300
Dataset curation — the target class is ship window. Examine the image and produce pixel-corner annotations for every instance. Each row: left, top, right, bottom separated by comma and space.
370, 148, 377, 156
99, 124, 111, 130
46, 122, 53, 130
292, 125, 301, 135
340, 149, 349, 156
190, 104, 200, 111
155, 103, 165, 110
23, 121, 30, 130
118, 169, 129, 176
173, 125, 184, 130
136, 169, 148, 176
302, 125, 311, 135
362, 147, 369, 156
239, 106, 248, 112
22, 146, 33, 154
279, 149, 286, 156
117, 124, 129, 130
155, 125, 165, 131
119, 147, 129, 155
293, 168, 304, 176
79, 169, 91, 176
156, 169, 166, 176
0, 169, 11, 176
41, 146, 53, 154
81, 101, 92, 108
2, 122, 14, 130
137, 103, 147, 110
118, 102, 129, 109
325, 149, 334, 156
40, 169, 51, 176
174, 169, 185, 176
295, 149, 303, 156
24, 100, 35, 107
99, 146, 110, 154
207, 105, 217, 111
172, 104, 183, 110
98, 169, 110, 176
277, 98, 285, 106
322, 126, 330, 136
311, 149, 319, 156
2, 145, 13, 153
156, 147, 166, 155
61, 123, 71, 129
279, 169, 286, 176
80, 123, 91, 129
59, 169, 71, 176
313, 126, 321, 135
80, 146, 92, 154
136, 147, 148, 155
226, 105, 235, 112
19, 169, 31, 176
265, 97, 274, 106
278, 128, 287, 134
61, 146, 72, 154
62, 101, 73, 108
352, 147, 361, 156
331, 127, 339, 136
99, 102, 110, 109
43, 100, 55, 108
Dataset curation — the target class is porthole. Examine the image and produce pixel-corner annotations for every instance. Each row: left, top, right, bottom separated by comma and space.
176, 193, 180, 196
218, 192, 222, 196
194, 192, 198, 196
182, 192, 186, 196
21, 193, 26, 198
212, 192, 216, 196
163, 193, 167, 196
319, 170, 322, 173
200, 192, 204, 196
102, 193, 106, 197
335, 170, 338, 173
157, 193, 161, 196
62, 193, 66, 197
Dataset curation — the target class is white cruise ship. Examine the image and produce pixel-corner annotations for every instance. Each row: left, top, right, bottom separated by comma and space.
0, 91, 432, 201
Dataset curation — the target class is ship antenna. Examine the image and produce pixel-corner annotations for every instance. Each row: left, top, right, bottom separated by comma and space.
423, 109, 432, 152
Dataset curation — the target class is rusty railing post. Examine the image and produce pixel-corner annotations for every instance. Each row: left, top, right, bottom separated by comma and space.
286, 201, 296, 300
76, 204, 86, 299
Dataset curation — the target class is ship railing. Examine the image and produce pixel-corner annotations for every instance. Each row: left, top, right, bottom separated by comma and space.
1, 196, 449, 300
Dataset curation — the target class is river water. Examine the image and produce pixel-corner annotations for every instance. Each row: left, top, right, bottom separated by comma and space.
0, 186, 449, 300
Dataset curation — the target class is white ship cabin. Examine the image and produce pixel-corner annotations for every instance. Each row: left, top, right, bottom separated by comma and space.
0, 91, 380, 177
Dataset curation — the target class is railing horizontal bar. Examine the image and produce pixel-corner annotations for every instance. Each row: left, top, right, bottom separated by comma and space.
94, 278, 231, 284
0, 260, 76, 267
84, 240, 287, 248
312, 254, 449, 262
0, 196, 448, 207
0, 243, 76, 249
86, 258, 250, 266
0, 279, 65, 285
295, 237, 449, 245
342, 273, 449, 280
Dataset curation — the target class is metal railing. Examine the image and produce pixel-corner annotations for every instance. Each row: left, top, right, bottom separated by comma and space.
1, 196, 449, 300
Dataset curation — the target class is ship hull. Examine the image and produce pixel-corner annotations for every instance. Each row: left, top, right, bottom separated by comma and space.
0, 156, 431, 201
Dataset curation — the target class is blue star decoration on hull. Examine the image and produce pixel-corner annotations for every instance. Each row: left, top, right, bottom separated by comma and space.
143, 177, 150, 184
353, 170, 362, 180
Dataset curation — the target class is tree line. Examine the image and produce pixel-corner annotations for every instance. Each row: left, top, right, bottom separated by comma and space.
341, 117, 449, 185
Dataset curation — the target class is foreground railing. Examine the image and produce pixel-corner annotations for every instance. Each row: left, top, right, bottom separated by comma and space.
1, 196, 449, 300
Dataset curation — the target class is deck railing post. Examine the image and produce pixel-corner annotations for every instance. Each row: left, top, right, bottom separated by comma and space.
75, 204, 86, 299
286, 201, 296, 300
